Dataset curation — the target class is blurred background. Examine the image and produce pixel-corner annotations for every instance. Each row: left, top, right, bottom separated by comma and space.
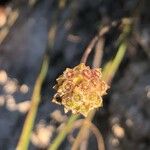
0, 0, 150, 150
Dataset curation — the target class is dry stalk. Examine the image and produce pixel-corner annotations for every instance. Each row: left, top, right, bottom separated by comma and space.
80, 22, 119, 65
71, 119, 105, 150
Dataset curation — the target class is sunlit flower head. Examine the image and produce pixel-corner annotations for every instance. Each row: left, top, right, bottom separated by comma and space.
52, 63, 109, 117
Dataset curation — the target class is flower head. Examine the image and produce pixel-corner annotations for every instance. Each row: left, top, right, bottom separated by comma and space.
52, 63, 109, 117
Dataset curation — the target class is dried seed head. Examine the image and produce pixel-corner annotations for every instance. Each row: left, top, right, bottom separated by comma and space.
52, 63, 109, 117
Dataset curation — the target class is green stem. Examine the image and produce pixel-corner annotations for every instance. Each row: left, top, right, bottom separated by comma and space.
103, 42, 127, 83
49, 114, 78, 150
16, 55, 49, 150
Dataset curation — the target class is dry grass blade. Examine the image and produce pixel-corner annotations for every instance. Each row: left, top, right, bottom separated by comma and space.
16, 55, 49, 150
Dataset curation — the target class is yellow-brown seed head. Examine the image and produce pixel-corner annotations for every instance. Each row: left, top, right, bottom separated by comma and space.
52, 63, 109, 117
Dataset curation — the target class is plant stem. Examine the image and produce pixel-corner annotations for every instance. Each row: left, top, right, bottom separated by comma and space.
49, 114, 78, 150
103, 42, 127, 83
92, 36, 105, 68
81, 25, 110, 64
16, 55, 49, 150
80, 36, 98, 64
